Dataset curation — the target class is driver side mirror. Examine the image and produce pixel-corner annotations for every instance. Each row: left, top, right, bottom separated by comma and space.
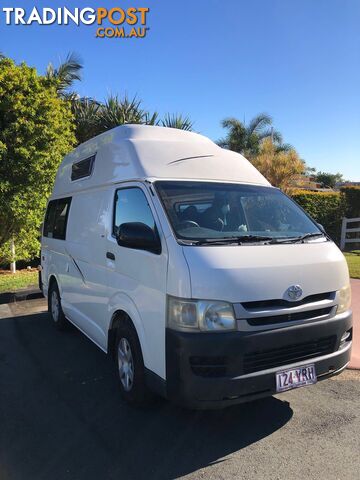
116, 222, 161, 255
317, 222, 325, 232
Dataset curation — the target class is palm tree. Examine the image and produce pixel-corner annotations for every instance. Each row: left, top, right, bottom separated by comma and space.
218, 113, 284, 157
72, 95, 197, 144
72, 97, 102, 145
97, 94, 149, 131
275, 142, 294, 153
161, 113, 194, 131
144, 111, 160, 126
46, 52, 83, 94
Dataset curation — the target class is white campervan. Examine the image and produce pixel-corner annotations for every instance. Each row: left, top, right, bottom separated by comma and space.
40, 125, 352, 408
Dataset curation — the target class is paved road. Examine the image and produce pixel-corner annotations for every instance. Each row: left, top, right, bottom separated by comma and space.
0, 303, 359, 480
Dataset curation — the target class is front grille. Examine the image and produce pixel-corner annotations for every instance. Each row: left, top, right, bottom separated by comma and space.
243, 336, 336, 374
242, 292, 334, 310
190, 356, 227, 377
247, 307, 333, 326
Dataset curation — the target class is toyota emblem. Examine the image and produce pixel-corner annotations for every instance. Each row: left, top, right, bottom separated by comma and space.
286, 285, 303, 301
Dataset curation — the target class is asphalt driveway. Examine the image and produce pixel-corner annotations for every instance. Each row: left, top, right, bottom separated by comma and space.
0, 303, 359, 480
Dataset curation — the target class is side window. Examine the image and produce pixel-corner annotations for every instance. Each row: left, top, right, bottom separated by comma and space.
71, 155, 95, 181
43, 200, 57, 238
53, 198, 72, 239
113, 188, 156, 237
43, 197, 72, 240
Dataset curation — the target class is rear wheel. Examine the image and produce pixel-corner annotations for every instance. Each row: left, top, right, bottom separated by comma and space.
115, 321, 152, 406
48, 282, 68, 330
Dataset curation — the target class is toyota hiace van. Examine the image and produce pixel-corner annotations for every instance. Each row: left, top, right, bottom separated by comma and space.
40, 125, 352, 408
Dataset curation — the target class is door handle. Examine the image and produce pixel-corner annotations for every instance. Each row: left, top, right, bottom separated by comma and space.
106, 251, 115, 260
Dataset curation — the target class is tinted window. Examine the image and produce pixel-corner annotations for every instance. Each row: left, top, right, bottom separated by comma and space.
43, 201, 57, 237
71, 155, 95, 181
113, 188, 156, 237
43, 197, 72, 240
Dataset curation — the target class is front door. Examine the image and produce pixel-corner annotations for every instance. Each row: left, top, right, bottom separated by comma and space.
106, 183, 168, 379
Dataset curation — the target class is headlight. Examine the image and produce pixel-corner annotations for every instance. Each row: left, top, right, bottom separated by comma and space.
337, 285, 351, 314
167, 296, 236, 332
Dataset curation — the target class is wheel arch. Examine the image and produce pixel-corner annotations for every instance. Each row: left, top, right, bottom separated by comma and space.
108, 310, 131, 359
47, 275, 60, 308
107, 301, 149, 369
48, 274, 58, 290
46, 268, 61, 297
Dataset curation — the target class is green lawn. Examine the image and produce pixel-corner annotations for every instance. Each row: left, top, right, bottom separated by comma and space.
0, 269, 38, 293
344, 250, 360, 279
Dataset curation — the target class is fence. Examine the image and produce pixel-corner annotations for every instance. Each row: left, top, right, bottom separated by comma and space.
340, 217, 360, 251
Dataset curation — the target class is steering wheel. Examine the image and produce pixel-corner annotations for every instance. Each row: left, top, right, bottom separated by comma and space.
178, 220, 200, 229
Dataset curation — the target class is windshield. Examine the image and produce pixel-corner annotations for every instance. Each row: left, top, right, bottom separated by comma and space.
155, 181, 324, 244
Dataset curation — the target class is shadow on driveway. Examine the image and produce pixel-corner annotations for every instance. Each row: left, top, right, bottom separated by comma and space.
0, 312, 293, 480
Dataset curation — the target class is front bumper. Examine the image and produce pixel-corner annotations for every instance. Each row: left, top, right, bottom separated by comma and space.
166, 310, 352, 409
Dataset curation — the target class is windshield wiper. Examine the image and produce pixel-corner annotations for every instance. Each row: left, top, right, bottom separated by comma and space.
269, 232, 326, 244
192, 235, 274, 246
186, 233, 326, 246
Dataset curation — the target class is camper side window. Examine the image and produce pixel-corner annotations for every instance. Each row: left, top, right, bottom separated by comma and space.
43, 201, 57, 238
113, 188, 156, 237
43, 197, 72, 240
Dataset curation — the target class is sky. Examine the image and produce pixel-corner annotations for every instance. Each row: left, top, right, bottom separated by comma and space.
1, 0, 359, 180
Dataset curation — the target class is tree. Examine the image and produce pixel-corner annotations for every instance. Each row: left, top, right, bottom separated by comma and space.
72, 97, 102, 145
161, 113, 193, 131
315, 171, 344, 189
99, 94, 148, 130
71, 94, 194, 145
217, 113, 285, 157
304, 165, 317, 177
45, 52, 83, 95
0, 58, 75, 266
251, 138, 305, 190
71, 94, 162, 145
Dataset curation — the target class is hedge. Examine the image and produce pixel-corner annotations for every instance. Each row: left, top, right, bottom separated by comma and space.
340, 186, 360, 218
290, 190, 345, 244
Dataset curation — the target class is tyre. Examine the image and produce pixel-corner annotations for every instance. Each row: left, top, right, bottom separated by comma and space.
115, 320, 152, 406
48, 281, 68, 330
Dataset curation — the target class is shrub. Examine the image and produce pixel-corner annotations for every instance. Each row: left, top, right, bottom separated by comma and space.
0, 58, 75, 265
290, 190, 345, 244
251, 139, 305, 190
340, 186, 360, 218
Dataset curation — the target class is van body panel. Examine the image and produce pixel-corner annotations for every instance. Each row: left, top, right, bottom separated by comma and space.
58, 188, 109, 349
182, 242, 349, 302
105, 182, 169, 378
41, 240, 68, 298
52, 125, 269, 198
106, 251, 167, 378
164, 235, 192, 299
107, 291, 150, 365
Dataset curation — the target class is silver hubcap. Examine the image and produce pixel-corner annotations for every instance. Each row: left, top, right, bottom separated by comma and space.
51, 290, 60, 322
117, 338, 134, 392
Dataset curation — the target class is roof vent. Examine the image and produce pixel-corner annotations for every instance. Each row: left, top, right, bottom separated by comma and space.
71, 154, 96, 181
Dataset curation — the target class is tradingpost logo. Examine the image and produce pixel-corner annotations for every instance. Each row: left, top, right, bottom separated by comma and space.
1, 6, 150, 39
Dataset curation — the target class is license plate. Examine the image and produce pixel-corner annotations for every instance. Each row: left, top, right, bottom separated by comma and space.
276, 364, 317, 393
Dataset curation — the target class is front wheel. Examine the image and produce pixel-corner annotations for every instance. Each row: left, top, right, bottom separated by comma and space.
48, 282, 68, 330
115, 321, 152, 406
